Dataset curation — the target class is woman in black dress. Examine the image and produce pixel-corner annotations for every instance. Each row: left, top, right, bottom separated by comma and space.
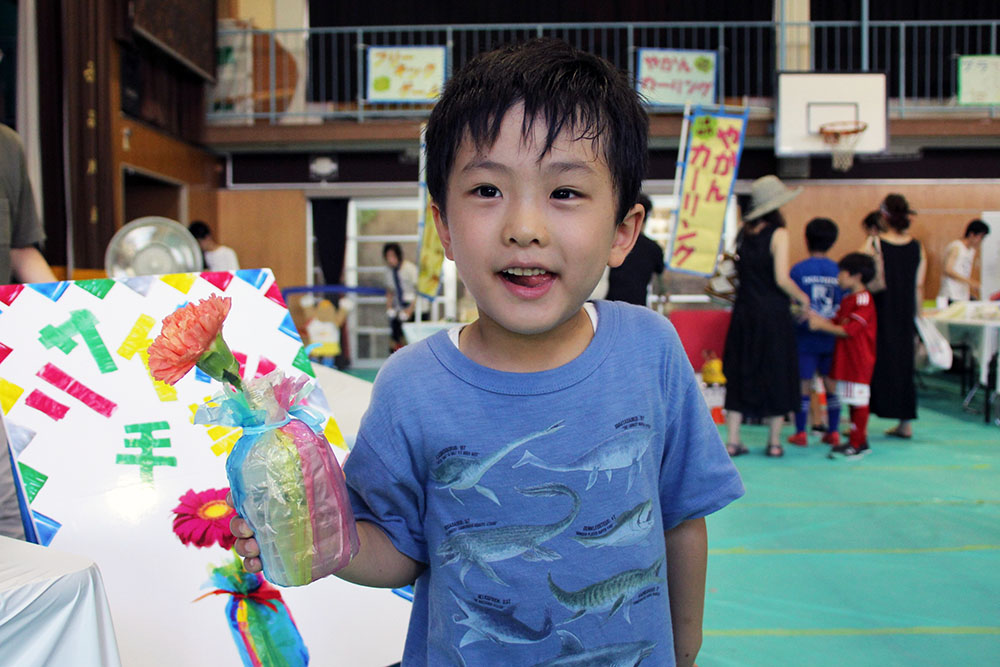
869, 194, 926, 438
723, 176, 812, 458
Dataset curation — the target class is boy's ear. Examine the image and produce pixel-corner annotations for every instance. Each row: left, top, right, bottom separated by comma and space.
431, 201, 455, 261
607, 202, 645, 268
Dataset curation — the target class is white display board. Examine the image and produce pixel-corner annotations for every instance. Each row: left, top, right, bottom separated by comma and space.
775, 72, 888, 156
367, 45, 446, 103
981, 212, 1000, 299
0, 270, 409, 666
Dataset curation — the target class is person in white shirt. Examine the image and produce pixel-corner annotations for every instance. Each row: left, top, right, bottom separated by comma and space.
189, 220, 240, 272
383, 242, 418, 352
939, 219, 989, 303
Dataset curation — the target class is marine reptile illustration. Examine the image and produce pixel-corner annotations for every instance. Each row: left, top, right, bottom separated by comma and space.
531, 630, 656, 666
438, 483, 581, 587
432, 420, 565, 504
513, 423, 653, 492
571, 499, 655, 549
547, 557, 665, 625
449, 588, 554, 648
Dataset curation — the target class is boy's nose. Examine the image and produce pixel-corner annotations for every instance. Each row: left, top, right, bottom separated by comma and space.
504, 203, 549, 247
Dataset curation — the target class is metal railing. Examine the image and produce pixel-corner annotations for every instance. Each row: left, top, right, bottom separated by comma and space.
207, 19, 1000, 125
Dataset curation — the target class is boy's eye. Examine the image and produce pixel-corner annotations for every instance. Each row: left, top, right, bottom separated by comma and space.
474, 185, 501, 198
551, 188, 581, 200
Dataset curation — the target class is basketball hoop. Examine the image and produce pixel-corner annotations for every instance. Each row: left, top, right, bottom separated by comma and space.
819, 120, 868, 172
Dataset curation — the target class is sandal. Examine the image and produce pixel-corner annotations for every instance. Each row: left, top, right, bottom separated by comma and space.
726, 443, 749, 457
885, 427, 912, 439
765, 444, 785, 458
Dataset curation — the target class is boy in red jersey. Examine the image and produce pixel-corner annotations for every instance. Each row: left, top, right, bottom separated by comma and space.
808, 253, 878, 458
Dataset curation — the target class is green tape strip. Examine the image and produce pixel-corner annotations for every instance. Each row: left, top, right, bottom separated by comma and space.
38, 320, 79, 353
76, 279, 115, 300
70, 309, 117, 374
291, 346, 315, 377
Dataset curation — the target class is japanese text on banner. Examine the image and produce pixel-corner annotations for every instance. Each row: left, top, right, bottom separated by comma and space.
637, 49, 716, 107
367, 46, 446, 103
669, 111, 748, 276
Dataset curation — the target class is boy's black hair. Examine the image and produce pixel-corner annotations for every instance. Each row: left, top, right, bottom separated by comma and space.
838, 252, 876, 285
425, 38, 649, 224
965, 218, 989, 237
382, 242, 403, 260
805, 217, 838, 252
188, 221, 211, 240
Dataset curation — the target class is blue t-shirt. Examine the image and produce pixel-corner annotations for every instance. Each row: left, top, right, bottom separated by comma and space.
344, 300, 745, 666
791, 256, 842, 354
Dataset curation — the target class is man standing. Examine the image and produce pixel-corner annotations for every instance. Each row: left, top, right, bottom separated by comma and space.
939, 219, 989, 303
605, 194, 665, 306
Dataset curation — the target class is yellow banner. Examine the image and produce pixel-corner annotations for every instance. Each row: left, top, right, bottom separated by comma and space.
416, 186, 445, 297
668, 112, 747, 276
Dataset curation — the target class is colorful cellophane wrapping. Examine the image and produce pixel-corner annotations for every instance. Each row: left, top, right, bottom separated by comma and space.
206, 558, 309, 666
197, 371, 360, 587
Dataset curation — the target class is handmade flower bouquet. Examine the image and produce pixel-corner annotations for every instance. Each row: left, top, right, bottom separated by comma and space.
150, 294, 359, 587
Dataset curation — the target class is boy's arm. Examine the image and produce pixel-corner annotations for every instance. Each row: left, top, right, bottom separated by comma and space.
808, 312, 847, 337
231, 512, 424, 589
664, 517, 707, 667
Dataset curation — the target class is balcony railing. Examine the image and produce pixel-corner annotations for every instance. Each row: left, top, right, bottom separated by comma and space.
207, 19, 1000, 125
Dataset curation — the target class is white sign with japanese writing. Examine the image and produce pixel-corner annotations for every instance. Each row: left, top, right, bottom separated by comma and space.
958, 55, 1000, 105
367, 46, 447, 103
637, 48, 717, 107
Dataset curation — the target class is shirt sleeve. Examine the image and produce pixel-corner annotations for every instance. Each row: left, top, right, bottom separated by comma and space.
658, 325, 745, 530
7, 133, 45, 249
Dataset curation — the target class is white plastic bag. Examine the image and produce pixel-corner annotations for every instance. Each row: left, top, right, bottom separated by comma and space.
914, 316, 953, 371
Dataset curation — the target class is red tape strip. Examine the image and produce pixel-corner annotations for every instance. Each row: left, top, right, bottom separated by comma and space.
36, 363, 118, 417
25, 389, 70, 420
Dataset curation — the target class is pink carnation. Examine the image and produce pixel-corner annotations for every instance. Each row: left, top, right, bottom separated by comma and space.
148, 294, 231, 385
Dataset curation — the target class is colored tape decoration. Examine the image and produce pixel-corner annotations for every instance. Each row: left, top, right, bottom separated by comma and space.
117, 421, 177, 483
160, 273, 197, 294
16, 462, 48, 503
28, 282, 70, 302
264, 282, 285, 307
37, 363, 118, 417
75, 279, 115, 300
25, 389, 70, 420
118, 314, 156, 360
323, 417, 346, 450
122, 276, 156, 296
0, 284, 24, 306
236, 269, 267, 289
200, 272, 234, 291
278, 312, 301, 342
0, 341, 12, 365
0, 377, 25, 414
255, 356, 277, 378
291, 346, 315, 377
70, 310, 118, 374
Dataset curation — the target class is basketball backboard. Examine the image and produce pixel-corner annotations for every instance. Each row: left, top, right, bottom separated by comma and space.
776, 72, 888, 157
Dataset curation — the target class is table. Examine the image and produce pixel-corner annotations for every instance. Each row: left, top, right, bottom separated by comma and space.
0, 536, 122, 666
928, 314, 1000, 425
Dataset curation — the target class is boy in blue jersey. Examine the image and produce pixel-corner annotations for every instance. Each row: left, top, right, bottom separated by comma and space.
232, 39, 743, 667
788, 217, 843, 447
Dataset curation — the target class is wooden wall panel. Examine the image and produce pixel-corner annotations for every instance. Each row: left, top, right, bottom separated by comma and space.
778, 182, 999, 300
217, 190, 308, 288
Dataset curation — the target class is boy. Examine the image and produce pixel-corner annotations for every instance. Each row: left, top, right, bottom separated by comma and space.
788, 217, 843, 447
233, 39, 743, 666
939, 218, 989, 303
808, 253, 878, 458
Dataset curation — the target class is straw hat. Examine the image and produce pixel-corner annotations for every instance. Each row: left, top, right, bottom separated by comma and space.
744, 175, 803, 221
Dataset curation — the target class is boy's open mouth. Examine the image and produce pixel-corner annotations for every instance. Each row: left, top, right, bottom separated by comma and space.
500, 267, 554, 288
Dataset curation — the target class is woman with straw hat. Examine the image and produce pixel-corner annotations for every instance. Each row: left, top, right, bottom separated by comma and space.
723, 176, 812, 458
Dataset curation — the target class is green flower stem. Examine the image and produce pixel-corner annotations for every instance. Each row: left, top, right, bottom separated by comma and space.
197, 333, 243, 392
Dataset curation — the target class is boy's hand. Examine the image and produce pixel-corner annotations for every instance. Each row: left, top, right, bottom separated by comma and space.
226, 491, 263, 573
807, 312, 826, 331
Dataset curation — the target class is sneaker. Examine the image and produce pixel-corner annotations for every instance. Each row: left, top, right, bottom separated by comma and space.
787, 432, 809, 447
828, 442, 870, 459
821, 431, 841, 446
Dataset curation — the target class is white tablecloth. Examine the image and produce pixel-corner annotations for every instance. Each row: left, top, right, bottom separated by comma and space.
0, 537, 121, 667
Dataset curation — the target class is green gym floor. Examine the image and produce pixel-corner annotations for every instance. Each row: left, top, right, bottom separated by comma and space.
343, 367, 999, 665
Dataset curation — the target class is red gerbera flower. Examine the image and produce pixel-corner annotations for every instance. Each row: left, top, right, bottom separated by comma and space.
148, 294, 241, 389
172, 487, 237, 550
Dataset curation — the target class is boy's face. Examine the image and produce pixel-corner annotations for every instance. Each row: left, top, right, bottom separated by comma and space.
837, 269, 862, 291
432, 104, 642, 338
